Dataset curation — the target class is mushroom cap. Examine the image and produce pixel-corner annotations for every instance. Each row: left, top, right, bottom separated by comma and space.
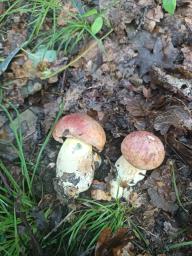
121, 131, 165, 170
53, 113, 106, 151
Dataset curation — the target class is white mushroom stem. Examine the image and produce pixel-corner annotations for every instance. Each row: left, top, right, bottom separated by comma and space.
56, 137, 100, 198
115, 156, 146, 186
110, 155, 146, 199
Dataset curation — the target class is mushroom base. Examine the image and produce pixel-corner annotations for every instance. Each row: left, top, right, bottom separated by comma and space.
110, 156, 146, 200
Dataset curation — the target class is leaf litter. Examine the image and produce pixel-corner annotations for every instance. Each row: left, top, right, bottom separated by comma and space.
1, 0, 192, 255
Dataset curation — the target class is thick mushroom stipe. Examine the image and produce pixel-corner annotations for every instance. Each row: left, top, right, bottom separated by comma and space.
115, 155, 146, 186
56, 138, 96, 197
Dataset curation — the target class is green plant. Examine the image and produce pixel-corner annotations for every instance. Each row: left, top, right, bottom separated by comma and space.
32, 6, 107, 54
0, 102, 64, 255
0, 103, 149, 255
0, 0, 60, 38
0, 0, 107, 54
45, 198, 129, 255
170, 161, 188, 213
0, 160, 35, 255
166, 240, 192, 251
162, 0, 176, 15
41, 28, 113, 79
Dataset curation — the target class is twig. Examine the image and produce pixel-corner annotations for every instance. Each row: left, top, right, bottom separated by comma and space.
43, 209, 75, 241
41, 29, 113, 79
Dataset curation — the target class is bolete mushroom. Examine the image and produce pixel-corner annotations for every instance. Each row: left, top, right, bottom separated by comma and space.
53, 113, 106, 198
110, 131, 165, 199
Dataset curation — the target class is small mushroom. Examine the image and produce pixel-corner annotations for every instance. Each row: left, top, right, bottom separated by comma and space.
53, 113, 106, 198
110, 131, 165, 199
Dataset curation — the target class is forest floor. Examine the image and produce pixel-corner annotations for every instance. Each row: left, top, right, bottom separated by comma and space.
0, 0, 192, 255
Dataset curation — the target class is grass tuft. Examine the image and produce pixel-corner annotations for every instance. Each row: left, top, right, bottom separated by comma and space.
0, 102, 63, 255
0, 0, 110, 55
43, 198, 131, 255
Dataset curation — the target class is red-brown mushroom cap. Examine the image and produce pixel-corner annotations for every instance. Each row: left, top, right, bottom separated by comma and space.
121, 131, 165, 170
52, 113, 106, 151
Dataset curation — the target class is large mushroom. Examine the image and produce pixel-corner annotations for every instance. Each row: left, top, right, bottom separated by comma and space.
110, 131, 165, 199
53, 113, 106, 198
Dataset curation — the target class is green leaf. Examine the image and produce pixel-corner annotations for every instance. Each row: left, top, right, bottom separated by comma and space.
82, 8, 97, 18
163, 0, 176, 15
91, 16, 103, 35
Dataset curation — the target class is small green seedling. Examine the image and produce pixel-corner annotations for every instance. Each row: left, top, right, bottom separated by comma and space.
162, 0, 176, 15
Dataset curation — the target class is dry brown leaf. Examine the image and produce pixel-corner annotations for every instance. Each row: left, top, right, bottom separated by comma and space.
143, 206, 158, 231
91, 180, 111, 201
5, 29, 27, 54
128, 32, 178, 79
144, 5, 163, 32
91, 189, 112, 201
185, 16, 192, 31
143, 164, 177, 213
125, 96, 150, 117
95, 227, 133, 256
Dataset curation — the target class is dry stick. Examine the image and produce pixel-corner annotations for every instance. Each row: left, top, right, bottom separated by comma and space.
43, 209, 75, 241
41, 29, 113, 79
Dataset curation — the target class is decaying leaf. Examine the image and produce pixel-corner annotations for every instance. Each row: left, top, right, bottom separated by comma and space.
144, 5, 163, 32
125, 96, 151, 117
142, 206, 158, 231
130, 32, 178, 78
143, 164, 177, 213
0, 2, 4, 15
91, 180, 111, 201
167, 134, 192, 166
71, 40, 102, 72
154, 105, 192, 134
